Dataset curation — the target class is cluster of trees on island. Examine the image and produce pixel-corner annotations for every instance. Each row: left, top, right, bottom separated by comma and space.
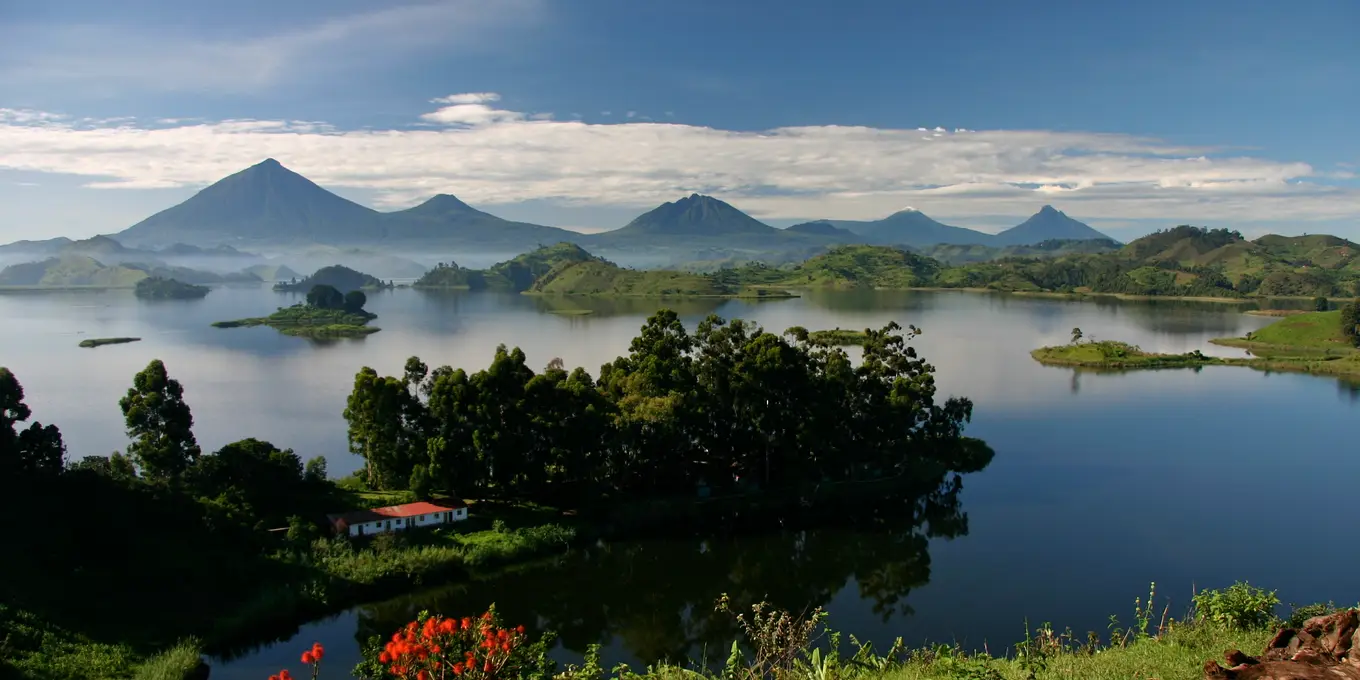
345, 310, 992, 501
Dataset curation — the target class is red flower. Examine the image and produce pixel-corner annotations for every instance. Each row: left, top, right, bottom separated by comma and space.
269, 676, 279, 680
462, 617, 472, 630
312, 643, 325, 661
379, 652, 391, 664
453, 662, 465, 675
418, 671, 431, 680
483, 661, 493, 672
515, 625, 525, 635
280, 671, 294, 680
301, 651, 315, 664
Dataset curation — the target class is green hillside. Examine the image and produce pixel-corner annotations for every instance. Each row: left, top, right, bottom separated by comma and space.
134, 277, 210, 300
719, 245, 941, 289
528, 260, 749, 297
933, 226, 1360, 298
916, 238, 1121, 265
0, 255, 149, 287
413, 243, 604, 291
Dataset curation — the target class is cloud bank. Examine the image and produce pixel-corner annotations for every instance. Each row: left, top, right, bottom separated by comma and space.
0, 96, 1356, 225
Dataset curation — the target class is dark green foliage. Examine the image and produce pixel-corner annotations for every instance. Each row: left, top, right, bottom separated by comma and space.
186, 438, 309, 526
345, 310, 989, 502
409, 463, 432, 499
1192, 582, 1280, 629
119, 359, 200, 480
0, 367, 66, 476
344, 289, 368, 312
1313, 296, 1330, 312
278, 265, 390, 294
307, 283, 345, 310
134, 276, 210, 300
1342, 299, 1360, 347
305, 455, 328, 483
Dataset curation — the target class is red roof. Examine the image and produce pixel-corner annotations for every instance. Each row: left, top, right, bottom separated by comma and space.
327, 500, 467, 528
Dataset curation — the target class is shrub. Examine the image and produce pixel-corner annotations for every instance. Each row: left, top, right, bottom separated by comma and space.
1192, 582, 1280, 629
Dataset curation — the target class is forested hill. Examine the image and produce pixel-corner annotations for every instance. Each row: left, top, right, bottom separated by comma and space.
928, 227, 1360, 298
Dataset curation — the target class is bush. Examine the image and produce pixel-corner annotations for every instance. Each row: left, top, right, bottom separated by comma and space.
1313, 296, 1329, 312
1193, 582, 1280, 629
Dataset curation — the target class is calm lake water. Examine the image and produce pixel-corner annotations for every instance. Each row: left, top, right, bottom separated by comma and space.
3, 286, 1358, 678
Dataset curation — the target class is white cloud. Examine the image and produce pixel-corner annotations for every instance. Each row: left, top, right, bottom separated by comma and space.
0, 1, 544, 94
0, 95, 1357, 227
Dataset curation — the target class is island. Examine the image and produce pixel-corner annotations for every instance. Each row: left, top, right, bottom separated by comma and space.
273, 264, 393, 292
134, 276, 210, 300
1032, 306, 1360, 380
214, 284, 380, 338
804, 328, 871, 346
78, 337, 142, 348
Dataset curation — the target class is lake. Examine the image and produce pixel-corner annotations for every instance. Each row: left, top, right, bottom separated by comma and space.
3, 286, 1358, 678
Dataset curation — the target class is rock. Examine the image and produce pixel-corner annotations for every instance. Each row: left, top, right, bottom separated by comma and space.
1204, 610, 1360, 679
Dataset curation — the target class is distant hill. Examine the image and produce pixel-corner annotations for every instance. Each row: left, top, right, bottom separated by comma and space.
783, 221, 857, 238
0, 255, 148, 287
0, 254, 262, 288
275, 265, 390, 293
991, 206, 1112, 246
415, 242, 606, 291
117, 159, 387, 247
386, 194, 578, 247
828, 209, 994, 247
587, 195, 795, 250
243, 264, 302, 282
916, 238, 1122, 265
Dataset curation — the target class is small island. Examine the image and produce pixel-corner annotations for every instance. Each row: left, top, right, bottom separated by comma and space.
805, 328, 870, 346
78, 337, 142, 348
273, 265, 393, 293
214, 285, 380, 338
134, 276, 210, 300
1033, 307, 1360, 380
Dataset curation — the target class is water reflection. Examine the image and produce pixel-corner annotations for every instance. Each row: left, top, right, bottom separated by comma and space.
346, 481, 973, 669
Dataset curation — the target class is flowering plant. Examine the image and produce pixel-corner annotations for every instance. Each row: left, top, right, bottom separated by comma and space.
267, 607, 554, 680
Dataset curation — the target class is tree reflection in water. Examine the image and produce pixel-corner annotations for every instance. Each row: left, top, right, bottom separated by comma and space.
353, 477, 976, 668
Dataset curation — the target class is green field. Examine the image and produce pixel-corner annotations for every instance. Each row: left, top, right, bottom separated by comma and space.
806, 328, 870, 345
1030, 341, 1218, 369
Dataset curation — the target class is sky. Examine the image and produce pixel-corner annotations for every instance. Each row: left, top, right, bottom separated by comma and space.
0, 0, 1357, 242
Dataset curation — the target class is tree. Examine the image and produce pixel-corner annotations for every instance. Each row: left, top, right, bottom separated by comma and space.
307, 284, 344, 310
1342, 299, 1360, 347
120, 359, 200, 480
304, 456, 328, 483
409, 463, 432, 499
0, 367, 66, 475
1070, 327, 1083, 344
1314, 296, 1329, 312
345, 367, 426, 488
344, 290, 368, 313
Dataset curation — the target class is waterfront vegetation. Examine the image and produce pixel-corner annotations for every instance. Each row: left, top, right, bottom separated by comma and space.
249, 581, 1355, 680
78, 337, 142, 348
0, 309, 994, 679
213, 284, 380, 338
273, 265, 393, 293
1032, 305, 1360, 380
803, 328, 872, 346
133, 277, 209, 300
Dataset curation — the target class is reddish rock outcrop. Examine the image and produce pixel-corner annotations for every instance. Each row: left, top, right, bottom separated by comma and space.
1204, 610, 1360, 680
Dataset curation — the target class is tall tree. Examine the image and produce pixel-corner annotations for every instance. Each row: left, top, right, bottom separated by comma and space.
0, 367, 66, 475
344, 366, 426, 488
119, 359, 200, 480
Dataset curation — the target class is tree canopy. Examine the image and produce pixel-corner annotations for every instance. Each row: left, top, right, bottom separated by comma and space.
0, 367, 65, 476
344, 310, 990, 502
119, 359, 201, 480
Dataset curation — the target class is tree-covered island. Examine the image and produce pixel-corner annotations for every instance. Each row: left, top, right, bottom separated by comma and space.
213, 284, 380, 338
133, 276, 210, 300
273, 264, 394, 293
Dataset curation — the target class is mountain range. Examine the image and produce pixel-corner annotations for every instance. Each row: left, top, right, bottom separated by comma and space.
9, 159, 1115, 256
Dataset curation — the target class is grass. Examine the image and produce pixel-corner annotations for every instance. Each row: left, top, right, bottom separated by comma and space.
78, 336, 141, 348
130, 639, 204, 680
1030, 341, 1218, 369
807, 328, 870, 346
0, 604, 204, 680
1033, 312, 1360, 380
866, 623, 1273, 680
213, 305, 380, 338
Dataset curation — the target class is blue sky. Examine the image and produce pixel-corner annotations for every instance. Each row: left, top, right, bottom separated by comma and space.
1, 0, 1357, 242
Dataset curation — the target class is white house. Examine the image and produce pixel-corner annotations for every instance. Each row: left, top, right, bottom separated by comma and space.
327, 500, 468, 538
